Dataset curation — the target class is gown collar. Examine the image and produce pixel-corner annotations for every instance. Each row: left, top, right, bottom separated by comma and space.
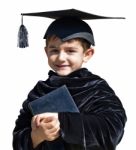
48, 68, 92, 78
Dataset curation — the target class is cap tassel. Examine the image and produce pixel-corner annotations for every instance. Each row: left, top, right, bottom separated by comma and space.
17, 15, 29, 48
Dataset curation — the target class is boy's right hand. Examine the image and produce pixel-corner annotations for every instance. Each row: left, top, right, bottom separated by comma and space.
31, 113, 60, 148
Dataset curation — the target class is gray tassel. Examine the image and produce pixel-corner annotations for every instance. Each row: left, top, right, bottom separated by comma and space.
17, 15, 29, 48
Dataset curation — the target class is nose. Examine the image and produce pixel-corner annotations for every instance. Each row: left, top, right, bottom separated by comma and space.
57, 51, 67, 61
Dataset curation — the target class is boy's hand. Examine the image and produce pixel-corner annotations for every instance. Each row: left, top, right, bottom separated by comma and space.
31, 113, 60, 148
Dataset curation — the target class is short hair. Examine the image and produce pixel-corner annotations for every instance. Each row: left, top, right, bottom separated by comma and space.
46, 35, 91, 51
74, 38, 91, 51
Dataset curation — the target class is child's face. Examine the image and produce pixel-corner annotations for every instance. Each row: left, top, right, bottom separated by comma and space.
45, 36, 93, 76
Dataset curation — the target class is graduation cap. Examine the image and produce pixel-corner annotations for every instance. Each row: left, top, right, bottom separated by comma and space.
18, 8, 125, 48
28, 85, 79, 116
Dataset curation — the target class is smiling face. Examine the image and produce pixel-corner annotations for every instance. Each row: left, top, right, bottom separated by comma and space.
45, 36, 94, 76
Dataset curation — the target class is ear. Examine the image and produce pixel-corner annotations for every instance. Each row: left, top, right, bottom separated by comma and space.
44, 47, 48, 55
83, 48, 94, 63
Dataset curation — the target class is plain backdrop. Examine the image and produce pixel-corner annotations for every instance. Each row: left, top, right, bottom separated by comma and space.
0, 0, 135, 149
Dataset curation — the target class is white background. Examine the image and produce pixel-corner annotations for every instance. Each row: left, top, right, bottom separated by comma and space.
0, 0, 135, 149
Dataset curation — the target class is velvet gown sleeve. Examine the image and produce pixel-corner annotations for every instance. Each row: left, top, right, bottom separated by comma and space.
59, 79, 127, 150
13, 99, 34, 150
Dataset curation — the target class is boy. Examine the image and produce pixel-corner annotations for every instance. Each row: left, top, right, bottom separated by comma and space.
13, 9, 127, 150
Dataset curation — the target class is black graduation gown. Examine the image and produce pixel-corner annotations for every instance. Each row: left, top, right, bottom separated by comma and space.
13, 68, 127, 150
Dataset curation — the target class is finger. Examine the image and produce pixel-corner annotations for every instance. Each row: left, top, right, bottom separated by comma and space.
35, 113, 58, 123
34, 115, 42, 127
46, 128, 60, 141
42, 113, 58, 120
43, 116, 54, 123
43, 116, 59, 128
41, 119, 60, 132
47, 124, 60, 134
31, 116, 37, 130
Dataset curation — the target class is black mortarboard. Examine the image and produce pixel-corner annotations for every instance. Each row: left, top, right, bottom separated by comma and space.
28, 85, 79, 116
18, 9, 125, 48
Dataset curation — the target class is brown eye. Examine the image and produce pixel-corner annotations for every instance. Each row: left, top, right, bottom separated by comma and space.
67, 50, 76, 53
49, 49, 59, 54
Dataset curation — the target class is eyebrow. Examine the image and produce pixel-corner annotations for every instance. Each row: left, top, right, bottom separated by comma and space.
48, 44, 79, 50
65, 46, 78, 50
48, 45, 58, 49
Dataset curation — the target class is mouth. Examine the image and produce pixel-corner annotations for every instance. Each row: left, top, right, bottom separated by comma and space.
55, 64, 70, 68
